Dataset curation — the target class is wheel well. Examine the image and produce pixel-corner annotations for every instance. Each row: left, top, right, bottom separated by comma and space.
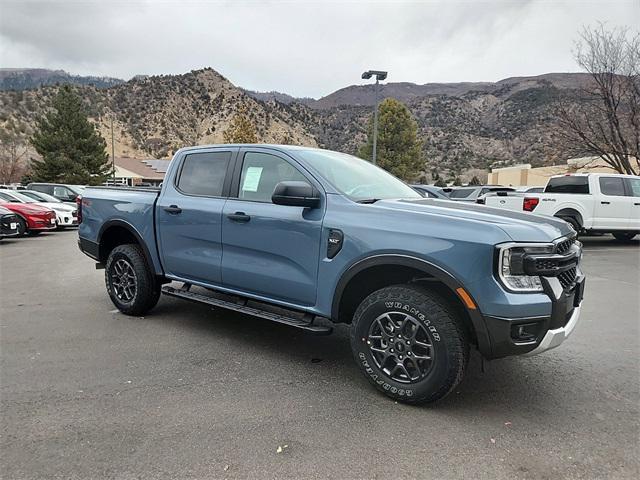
555, 208, 583, 227
98, 226, 139, 264
335, 264, 477, 344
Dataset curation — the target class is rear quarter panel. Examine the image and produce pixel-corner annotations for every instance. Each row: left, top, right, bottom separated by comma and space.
78, 188, 162, 273
533, 194, 594, 227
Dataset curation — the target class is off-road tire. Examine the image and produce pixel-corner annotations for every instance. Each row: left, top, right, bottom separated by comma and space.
105, 244, 161, 316
612, 232, 637, 242
350, 284, 469, 404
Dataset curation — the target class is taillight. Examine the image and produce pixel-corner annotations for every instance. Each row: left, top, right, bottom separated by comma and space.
523, 197, 539, 212
76, 195, 83, 224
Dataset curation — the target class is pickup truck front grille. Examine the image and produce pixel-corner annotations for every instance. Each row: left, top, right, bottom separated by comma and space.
555, 236, 575, 254
558, 266, 577, 290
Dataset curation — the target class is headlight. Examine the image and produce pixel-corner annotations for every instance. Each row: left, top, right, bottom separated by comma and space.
497, 243, 554, 292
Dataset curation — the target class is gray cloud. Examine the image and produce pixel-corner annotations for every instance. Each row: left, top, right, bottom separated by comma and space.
0, 0, 637, 98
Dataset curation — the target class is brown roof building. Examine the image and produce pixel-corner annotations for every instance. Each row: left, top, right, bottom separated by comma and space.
112, 158, 171, 186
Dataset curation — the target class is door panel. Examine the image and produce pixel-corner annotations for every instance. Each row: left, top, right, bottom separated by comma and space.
626, 177, 640, 230
221, 150, 324, 306
593, 177, 631, 229
156, 149, 236, 284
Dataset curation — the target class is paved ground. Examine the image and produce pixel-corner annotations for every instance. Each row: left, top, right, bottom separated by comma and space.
1, 230, 638, 479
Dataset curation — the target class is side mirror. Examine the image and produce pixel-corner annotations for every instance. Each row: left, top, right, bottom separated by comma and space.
272, 181, 320, 208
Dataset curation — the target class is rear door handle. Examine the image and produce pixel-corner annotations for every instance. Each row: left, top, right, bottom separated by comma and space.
164, 205, 182, 214
600, 201, 610, 205
227, 212, 251, 223
634, 202, 640, 206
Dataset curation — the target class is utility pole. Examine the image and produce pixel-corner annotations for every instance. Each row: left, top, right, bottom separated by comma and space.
111, 116, 116, 185
361, 70, 387, 165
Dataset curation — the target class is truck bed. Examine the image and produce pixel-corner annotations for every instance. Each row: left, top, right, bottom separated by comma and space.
78, 186, 163, 274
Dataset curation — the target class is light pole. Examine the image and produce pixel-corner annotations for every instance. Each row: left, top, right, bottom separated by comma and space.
110, 116, 116, 185
361, 70, 387, 165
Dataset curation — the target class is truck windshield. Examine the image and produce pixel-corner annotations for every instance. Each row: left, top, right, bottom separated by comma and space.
545, 176, 590, 194
295, 149, 421, 201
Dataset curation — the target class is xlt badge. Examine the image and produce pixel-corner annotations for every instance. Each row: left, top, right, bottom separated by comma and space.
327, 229, 344, 259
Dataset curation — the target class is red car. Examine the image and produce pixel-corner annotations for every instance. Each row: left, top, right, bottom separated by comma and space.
0, 201, 57, 236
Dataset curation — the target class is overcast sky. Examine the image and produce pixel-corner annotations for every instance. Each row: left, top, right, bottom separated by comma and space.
0, 0, 637, 98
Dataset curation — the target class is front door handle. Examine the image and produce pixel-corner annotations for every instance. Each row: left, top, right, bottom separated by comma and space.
600, 201, 610, 205
164, 205, 182, 214
634, 202, 640, 206
227, 212, 251, 223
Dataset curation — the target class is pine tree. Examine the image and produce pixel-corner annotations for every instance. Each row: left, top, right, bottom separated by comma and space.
223, 108, 258, 143
30, 86, 110, 185
359, 98, 423, 181
468, 175, 481, 185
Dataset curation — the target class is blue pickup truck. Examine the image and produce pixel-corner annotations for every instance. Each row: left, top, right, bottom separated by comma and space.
78, 145, 585, 403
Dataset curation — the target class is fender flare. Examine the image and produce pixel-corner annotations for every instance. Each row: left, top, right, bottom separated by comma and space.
554, 207, 584, 226
97, 219, 160, 274
331, 254, 491, 355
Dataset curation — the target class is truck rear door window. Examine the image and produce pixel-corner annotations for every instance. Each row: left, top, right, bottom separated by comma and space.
544, 177, 590, 194
177, 151, 231, 196
599, 177, 625, 196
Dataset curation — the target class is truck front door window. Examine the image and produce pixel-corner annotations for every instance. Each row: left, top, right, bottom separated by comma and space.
626, 178, 640, 197
238, 152, 307, 202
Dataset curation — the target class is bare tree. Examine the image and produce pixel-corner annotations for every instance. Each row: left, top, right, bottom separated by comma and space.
556, 24, 639, 174
0, 131, 29, 184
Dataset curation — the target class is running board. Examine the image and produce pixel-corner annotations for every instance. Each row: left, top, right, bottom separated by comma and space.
162, 286, 333, 335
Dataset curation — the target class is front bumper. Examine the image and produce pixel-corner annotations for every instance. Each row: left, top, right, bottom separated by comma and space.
524, 303, 581, 356
56, 213, 78, 226
482, 270, 585, 358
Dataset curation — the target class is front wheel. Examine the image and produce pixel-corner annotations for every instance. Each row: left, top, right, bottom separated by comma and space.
16, 217, 27, 237
105, 244, 161, 316
612, 232, 637, 242
350, 284, 469, 404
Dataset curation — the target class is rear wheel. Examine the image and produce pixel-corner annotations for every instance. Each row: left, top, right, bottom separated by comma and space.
612, 232, 637, 242
350, 284, 469, 404
105, 244, 161, 315
557, 215, 581, 233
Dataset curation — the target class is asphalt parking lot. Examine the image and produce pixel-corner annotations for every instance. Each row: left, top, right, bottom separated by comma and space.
1, 230, 638, 479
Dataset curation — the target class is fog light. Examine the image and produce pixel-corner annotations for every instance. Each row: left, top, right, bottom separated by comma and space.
511, 322, 541, 342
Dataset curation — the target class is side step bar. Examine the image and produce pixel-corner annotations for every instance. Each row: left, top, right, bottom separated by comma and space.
161, 286, 333, 335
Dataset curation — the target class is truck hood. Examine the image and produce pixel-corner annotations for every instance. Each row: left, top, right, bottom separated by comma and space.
375, 198, 573, 242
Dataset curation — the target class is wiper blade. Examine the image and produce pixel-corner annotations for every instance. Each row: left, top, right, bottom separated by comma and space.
356, 198, 381, 204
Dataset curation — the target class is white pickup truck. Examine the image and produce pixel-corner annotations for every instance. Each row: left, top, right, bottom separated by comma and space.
484, 173, 640, 241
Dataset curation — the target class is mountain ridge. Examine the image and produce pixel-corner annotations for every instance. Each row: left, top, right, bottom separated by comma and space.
0, 67, 590, 180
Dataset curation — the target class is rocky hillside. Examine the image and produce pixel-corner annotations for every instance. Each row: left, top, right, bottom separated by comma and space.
0, 68, 317, 159
0, 68, 591, 179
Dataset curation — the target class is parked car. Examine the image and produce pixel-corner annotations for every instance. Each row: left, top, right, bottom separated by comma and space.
484, 173, 640, 241
0, 199, 56, 236
26, 183, 85, 203
448, 185, 516, 203
78, 145, 584, 405
0, 190, 77, 229
0, 205, 20, 240
410, 185, 450, 199
516, 186, 545, 193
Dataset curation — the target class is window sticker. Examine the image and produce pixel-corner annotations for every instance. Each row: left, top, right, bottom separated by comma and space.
242, 166, 263, 192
